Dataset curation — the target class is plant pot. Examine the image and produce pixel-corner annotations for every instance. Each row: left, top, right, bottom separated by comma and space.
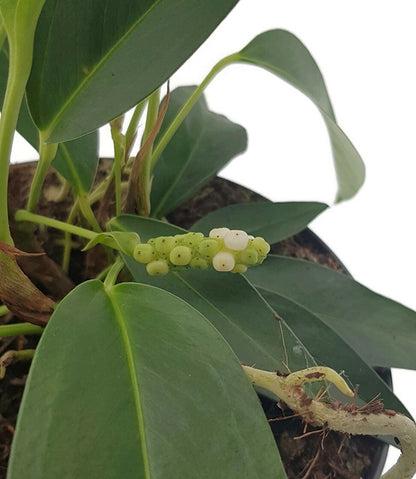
1, 163, 390, 478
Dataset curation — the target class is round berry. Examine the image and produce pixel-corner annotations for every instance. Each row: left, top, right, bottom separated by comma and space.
209, 227, 230, 239
146, 260, 169, 276
155, 236, 177, 254
212, 252, 235, 272
238, 248, 259, 265
232, 264, 248, 274
133, 243, 156, 264
190, 257, 209, 269
169, 246, 192, 266
223, 230, 249, 251
252, 237, 270, 256
198, 239, 220, 258
180, 232, 204, 248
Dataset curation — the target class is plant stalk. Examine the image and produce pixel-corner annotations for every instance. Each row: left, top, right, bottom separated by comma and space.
26, 140, 58, 212
138, 89, 160, 216
0, 322, 43, 338
103, 256, 124, 288
15, 210, 96, 240
151, 54, 238, 169
125, 99, 147, 157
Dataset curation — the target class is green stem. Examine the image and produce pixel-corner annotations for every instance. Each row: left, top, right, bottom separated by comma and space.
125, 99, 147, 158
151, 54, 238, 169
0, 305, 9, 317
0, 348, 36, 379
78, 192, 102, 233
103, 256, 124, 288
0, 53, 27, 245
15, 209, 97, 240
110, 117, 126, 217
26, 140, 58, 212
139, 89, 160, 216
0, 322, 43, 338
62, 199, 80, 272
95, 264, 112, 281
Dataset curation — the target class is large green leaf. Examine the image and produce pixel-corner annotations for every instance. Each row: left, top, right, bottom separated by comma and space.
256, 287, 409, 416
192, 201, 328, 243
27, 0, 239, 143
234, 30, 365, 202
8, 280, 285, 478
109, 215, 316, 373
246, 255, 416, 370
151, 86, 247, 218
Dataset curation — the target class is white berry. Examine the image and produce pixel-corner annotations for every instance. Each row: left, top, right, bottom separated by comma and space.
212, 252, 235, 272
209, 227, 230, 239
223, 230, 249, 251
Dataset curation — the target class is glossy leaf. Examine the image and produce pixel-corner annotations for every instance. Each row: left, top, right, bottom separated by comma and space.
192, 201, 328, 242
256, 287, 409, 416
234, 30, 365, 202
27, 0, 239, 143
109, 215, 317, 372
246, 255, 416, 370
9, 280, 285, 478
151, 87, 247, 218
0, 47, 99, 193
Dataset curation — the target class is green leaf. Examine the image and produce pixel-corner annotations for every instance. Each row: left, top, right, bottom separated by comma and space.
234, 30, 365, 202
27, 0, 240, 143
256, 287, 409, 416
246, 255, 416, 370
150, 86, 247, 218
192, 201, 328, 243
109, 215, 317, 373
9, 280, 285, 478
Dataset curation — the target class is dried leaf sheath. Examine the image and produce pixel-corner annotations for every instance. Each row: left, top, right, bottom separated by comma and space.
0, 242, 54, 326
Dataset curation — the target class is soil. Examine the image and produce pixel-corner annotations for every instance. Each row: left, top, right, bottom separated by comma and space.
0, 163, 388, 478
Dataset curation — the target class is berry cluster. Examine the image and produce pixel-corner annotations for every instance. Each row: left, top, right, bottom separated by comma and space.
133, 227, 270, 276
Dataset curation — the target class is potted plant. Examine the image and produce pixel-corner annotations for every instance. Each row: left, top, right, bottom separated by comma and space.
0, 1, 415, 478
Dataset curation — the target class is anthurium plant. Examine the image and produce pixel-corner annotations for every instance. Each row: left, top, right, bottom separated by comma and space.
0, 1, 415, 478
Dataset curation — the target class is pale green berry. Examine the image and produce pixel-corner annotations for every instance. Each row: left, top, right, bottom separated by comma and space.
146, 260, 169, 276
180, 232, 204, 248
212, 251, 235, 272
238, 248, 259, 265
155, 236, 177, 254
252, 237, 270, 256
232, 263, 248, 274
133, 243, 156, 264
223, 230, 249, 251
198, 239, 220, 258
169, 246, 192, 266
190, 257, 209, 269
148, 238, 156, 246
209, 227, 230, 239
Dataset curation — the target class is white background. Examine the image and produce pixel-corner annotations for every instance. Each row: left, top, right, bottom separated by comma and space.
11, 0, 416, 473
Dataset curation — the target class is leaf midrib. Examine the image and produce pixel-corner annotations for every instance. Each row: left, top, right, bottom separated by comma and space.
106, 287, 151, 479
